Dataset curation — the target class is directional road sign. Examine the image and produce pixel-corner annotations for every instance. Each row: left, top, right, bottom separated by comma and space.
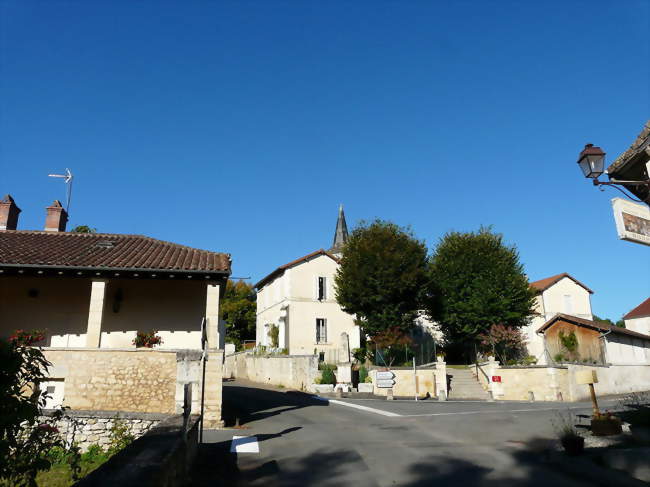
376, 379, 396, 388
376, 371, 395, 381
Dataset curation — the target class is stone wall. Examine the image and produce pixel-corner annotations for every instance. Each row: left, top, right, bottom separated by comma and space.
74, 414, 200, 487
474, 360, 650, 402
224, 352, 318, 391
42, 348, 223, 425
567, 364, 650, 401
39, 410, 168, 452
370, 368, 439, 398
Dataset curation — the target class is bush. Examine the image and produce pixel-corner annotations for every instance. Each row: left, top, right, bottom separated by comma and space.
320, 365, 336, 385
358, 366, 368, 384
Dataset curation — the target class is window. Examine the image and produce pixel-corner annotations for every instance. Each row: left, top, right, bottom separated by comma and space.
316, 318, 327, 343
317, 277, 326, 301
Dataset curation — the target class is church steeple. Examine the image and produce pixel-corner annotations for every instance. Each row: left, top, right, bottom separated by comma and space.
330, 204, 348, 255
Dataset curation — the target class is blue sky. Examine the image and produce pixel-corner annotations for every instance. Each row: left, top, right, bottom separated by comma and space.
1, 1, 648, 321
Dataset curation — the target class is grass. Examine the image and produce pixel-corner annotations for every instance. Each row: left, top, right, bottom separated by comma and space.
36, 456, 107, 487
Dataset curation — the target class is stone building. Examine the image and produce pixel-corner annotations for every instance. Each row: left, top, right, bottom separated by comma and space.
522, 273, 594, 363
255, 206, 360, 362
0, 195, 229, 426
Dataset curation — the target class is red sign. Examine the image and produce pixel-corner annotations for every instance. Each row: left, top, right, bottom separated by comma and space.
491, 376, 501, 383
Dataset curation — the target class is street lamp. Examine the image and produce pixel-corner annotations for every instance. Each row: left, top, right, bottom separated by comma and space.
577, 143, 650, 201
577, 144, 605, 179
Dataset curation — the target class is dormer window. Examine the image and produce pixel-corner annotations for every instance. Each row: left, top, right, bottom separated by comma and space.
318, 276, 326, 301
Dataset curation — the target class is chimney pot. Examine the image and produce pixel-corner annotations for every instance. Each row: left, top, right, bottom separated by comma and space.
45, 200, 68, 232
0, 195, 21, 230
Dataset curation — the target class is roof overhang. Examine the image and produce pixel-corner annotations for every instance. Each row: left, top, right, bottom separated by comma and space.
0, 263, 230, 281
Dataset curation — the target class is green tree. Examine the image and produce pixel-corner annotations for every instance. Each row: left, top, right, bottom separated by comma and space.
593, 315, 626, 328
335, 220, 429, 339
71, 225, 96, 233
425, 227, 536, 345
221, 280, 256, 348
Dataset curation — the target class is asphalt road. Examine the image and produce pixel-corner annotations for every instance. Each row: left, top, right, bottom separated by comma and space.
193, 380, 621, 487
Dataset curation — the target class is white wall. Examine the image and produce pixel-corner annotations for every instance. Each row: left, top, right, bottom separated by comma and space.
605, 334, 650, 364
625, 316, 650, 335
256, 253, 359, 362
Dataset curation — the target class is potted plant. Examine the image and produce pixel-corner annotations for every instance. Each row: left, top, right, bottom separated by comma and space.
358, 369, 373, 393
133, 330, 163, 348
591, 411, 622, 436
554, 412, 584, 456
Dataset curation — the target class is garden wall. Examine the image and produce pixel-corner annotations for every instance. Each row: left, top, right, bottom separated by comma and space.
370, 368, 439, 398
474, 360, 650, 402
224, 351, 318, 391
74, 414, 200, 487
39, 410, 168, 452
42, 348, 224, 427
567, 364, 650, 401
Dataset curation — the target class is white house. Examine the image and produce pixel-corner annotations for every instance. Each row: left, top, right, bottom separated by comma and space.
255, 207, 360, 362
523, 273, 594, 363
624, 297, 650, 335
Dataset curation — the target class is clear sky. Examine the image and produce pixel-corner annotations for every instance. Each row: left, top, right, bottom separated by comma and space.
1, 1, 648, 321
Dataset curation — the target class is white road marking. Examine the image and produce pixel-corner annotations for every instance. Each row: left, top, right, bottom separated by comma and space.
314, 396, 401, 417
230, 435, 260, 453
401, 406, 591, 418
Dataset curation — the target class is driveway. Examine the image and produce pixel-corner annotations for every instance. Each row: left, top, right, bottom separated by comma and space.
193, 380, 618, 486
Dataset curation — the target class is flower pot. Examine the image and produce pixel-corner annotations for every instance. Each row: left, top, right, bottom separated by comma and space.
591, 418, 622, 436
561, 436, 584, 456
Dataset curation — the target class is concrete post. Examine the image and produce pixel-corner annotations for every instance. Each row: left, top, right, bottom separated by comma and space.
435, 358, 447, 400
205, 283, 221, 350
85, 279, 107, 347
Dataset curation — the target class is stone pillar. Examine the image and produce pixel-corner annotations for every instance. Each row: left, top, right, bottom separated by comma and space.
205, 283, 221, 350
486, 356, 501, 400
85, 279, 107, 347
435, 357, 447, 400
202, 350, 224, 428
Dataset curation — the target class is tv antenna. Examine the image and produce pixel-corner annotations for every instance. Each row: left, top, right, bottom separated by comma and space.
48, 168, 74, 213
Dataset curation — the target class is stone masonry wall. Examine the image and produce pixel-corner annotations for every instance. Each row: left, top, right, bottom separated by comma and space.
224, 352, 317, 391
38, 410, 169, 452
44, 349, 179, 414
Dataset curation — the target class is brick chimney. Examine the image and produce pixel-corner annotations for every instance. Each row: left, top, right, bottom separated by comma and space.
0, 195, 21, 230
45, 200, 68, 232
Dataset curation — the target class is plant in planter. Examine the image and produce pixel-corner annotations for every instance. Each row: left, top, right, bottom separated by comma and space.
591, 410, 623, 436
132, 330, 163, 348
553, 411, 584, 456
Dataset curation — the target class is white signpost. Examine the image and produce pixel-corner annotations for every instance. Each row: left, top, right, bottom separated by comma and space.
376, 371, 395, 389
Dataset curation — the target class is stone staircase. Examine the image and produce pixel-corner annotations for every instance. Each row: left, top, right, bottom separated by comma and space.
447, 367, 490, 400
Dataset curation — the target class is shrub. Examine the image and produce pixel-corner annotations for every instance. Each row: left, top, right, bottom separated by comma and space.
553, 353, 566, 363
268, 324, 279, 348
0, 331, 68, 486
107, 417, 134, 455
320, 365, 336, 385
358, 366, 368, 384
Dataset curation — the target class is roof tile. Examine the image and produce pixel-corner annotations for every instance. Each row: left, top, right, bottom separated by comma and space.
0, 230, 231, 274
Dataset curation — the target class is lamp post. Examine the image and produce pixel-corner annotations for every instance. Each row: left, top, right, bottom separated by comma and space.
577, 143, 650, 200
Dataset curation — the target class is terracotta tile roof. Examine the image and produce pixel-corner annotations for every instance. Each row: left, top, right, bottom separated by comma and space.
529, 273, 594, 294
536, 313, 650, 341
607, 120, 650, 175
255, 249, 339, 289
0, 230, 231, 274
623, 297, 650, 320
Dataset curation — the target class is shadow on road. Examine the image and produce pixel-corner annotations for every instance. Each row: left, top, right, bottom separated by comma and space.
221, 383, 327, 427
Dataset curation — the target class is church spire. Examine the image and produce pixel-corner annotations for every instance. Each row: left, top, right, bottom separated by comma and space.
330, 204, 348, 255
